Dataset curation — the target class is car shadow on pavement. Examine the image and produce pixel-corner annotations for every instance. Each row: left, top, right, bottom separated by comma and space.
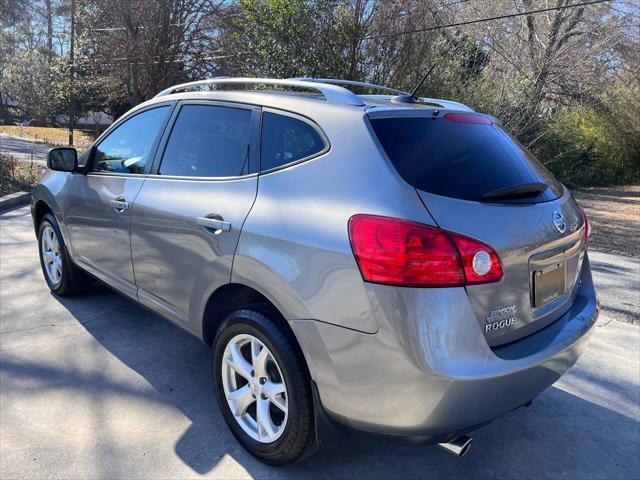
590, 261, 637, 276
27, 281, 639, 479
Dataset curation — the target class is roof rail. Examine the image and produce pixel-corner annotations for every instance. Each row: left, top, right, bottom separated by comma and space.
293, 78, 409, 96
296, 78, 474, 111
154, 77, 365, 106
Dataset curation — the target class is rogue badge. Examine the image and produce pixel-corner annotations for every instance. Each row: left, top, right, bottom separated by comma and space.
485, 305, 519, 332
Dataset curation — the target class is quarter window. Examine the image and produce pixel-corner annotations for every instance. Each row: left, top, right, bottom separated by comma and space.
260, 112, 325, 171
159, 104, 252, 177
93, 106, 169, 174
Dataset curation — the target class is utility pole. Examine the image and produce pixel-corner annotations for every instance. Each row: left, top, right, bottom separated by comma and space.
68, 0, 75, 146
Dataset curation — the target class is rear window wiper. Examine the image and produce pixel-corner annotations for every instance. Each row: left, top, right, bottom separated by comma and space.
481, 182, 548, 201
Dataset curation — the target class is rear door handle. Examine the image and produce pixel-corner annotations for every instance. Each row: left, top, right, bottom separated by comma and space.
110, 197, 129, 213
196, 216, 232, 233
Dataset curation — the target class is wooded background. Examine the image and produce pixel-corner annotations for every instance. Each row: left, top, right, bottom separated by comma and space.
1, 0, 638, 186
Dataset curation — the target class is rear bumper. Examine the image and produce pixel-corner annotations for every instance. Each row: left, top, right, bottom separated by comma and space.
290, 256, 598, 442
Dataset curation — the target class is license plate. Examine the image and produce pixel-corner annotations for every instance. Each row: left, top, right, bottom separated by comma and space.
533, 263, 566, 307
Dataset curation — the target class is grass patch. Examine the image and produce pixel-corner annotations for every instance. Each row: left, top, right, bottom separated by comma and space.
0, 126, 96, 150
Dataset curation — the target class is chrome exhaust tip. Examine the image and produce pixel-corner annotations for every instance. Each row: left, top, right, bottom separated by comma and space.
437, 435, 472, 457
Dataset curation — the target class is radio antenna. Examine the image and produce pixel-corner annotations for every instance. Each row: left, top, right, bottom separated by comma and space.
392, 64, 436, 103
410, 64, 436, 98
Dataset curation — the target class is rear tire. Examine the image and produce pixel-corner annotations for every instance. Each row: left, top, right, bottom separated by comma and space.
212, 308, 315, 465
37, 213, 88, 296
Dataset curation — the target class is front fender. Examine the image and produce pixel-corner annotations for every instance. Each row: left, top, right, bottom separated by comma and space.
31, 172, 68, 239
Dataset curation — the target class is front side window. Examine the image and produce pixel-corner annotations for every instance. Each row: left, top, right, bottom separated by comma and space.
93, 106, 170, 174
159, 104, 252, 178
260, 112, 326, 171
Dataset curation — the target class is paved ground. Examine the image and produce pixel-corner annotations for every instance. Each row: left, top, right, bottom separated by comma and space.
587, 251, 639, 326
574, 187, 640, 258
1, 206, 639, 479
0, 134, 49, 164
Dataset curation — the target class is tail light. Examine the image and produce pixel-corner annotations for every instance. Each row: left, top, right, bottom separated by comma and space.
580, 207, 591, 246
348, 215, 503, 287
444, 112, 492, 125
449, 232, 504, 284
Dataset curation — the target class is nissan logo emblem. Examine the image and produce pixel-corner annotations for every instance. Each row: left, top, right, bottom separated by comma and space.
552, 210, 566, 234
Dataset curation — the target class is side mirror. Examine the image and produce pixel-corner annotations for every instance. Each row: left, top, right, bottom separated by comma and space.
48, 148, 78, 172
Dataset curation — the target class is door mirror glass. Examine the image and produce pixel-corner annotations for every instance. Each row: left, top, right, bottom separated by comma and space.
48, 148, 78, 172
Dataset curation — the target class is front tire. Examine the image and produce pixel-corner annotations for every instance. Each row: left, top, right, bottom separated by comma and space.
212, 308, 314, 465
37, 213, 88, 296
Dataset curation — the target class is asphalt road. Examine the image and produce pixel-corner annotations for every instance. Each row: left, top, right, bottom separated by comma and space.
0, 134, 49, 164
1, 206, 638, 480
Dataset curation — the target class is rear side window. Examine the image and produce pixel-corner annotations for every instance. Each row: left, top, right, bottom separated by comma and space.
261, 112, 326, 171
159, 104, 251, 177
370, 115, 563, 202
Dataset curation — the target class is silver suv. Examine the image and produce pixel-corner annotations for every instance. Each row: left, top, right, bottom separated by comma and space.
32, 78, 598, 465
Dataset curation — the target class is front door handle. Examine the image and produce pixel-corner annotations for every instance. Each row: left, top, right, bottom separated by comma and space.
196, 216, 232, 233
110, 197, 129, 213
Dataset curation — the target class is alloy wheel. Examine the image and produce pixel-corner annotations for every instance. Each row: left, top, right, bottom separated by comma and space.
221, 333, 289, 443
41, 225, 62, 286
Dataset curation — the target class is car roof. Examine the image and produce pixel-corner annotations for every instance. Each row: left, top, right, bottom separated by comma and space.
139, 78, 474, 114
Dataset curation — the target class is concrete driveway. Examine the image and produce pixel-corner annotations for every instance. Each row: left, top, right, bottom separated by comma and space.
1, 206, 638, 479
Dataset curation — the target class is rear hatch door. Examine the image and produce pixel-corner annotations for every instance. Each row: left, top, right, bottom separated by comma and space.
369, 111, 587, 346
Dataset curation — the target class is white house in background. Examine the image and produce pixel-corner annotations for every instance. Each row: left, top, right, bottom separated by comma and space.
55, 111, 114, 128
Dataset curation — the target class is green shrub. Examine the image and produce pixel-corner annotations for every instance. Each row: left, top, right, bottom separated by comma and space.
531, 82, 640, 187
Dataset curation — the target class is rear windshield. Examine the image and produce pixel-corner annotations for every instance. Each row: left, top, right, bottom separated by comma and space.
370, 115, 563, 202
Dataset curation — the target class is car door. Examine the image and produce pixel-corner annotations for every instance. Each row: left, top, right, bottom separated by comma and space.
130, 101, 260, 330
63, 104, 173, 299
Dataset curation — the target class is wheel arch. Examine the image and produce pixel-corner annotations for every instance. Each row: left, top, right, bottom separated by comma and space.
32, 199, 54, 232
202, 281, 330, 451
202, 283, 305, 363
31, 182, 65, 234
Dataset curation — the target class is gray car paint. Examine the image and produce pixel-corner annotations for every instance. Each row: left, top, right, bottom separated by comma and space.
233, 105, 437, 334
31, 84, 599, 443
129, 101, 261, 332
131, 174, 258, 329
64, 174, 145, 300
417, 188, 586, 346
289, 260, 597, 439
